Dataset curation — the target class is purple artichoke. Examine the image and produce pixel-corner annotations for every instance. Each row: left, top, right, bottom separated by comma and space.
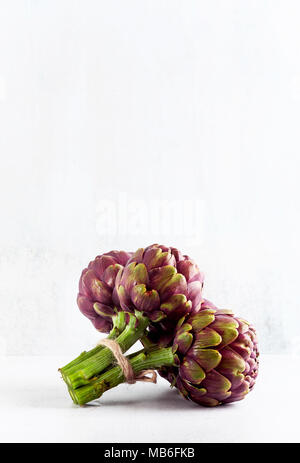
115, 244, 204, 324
77, 250, 132, 332
160, 300, 259, 406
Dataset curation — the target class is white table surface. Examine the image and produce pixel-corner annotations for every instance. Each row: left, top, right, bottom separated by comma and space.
0, 354, 299, 443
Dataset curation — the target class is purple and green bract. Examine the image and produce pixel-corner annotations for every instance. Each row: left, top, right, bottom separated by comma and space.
160, 300, 259, 406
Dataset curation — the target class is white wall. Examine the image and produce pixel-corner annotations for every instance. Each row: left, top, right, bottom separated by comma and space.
0, 0, 299, 356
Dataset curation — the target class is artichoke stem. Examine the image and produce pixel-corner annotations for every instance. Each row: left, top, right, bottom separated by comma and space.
69, 347, 175, 406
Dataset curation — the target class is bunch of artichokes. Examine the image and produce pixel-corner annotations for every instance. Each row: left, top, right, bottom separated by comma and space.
60, 244, 259, 407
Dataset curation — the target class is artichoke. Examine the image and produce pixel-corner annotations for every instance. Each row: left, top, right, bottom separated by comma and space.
117, 244, 204, 315
77, 250, 132, 332
66, 300, 259, 407
160, 301, 259, 406
115, 244, 204, 342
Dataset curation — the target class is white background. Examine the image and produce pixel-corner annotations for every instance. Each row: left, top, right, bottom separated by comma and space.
0, 0, 299, 443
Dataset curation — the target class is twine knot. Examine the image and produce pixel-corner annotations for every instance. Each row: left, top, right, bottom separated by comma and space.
97, 338, 157, 384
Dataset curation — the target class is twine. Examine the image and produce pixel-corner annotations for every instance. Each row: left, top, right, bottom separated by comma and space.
97, 338, 157, 384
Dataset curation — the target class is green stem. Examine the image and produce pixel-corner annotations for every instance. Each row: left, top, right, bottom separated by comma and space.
69, 347, 176, 405
59, 311, 126, 378
62, 311, 149, 390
